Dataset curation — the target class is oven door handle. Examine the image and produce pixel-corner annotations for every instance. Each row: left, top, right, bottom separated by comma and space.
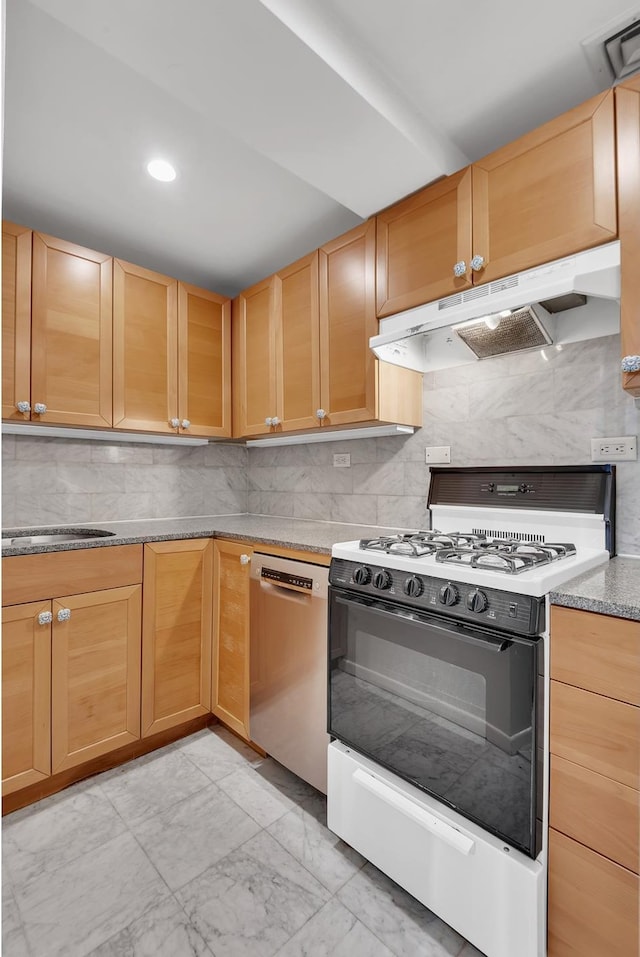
333, 592, 510, 652
353, 768, 475, 855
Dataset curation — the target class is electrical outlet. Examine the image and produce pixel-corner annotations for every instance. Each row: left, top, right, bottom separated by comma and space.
333, 453, 351, 468
425, 446, 451, 464
590, 435, 637, 462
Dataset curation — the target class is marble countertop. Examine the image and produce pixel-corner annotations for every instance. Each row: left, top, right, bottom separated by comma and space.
1, 514, 411, 558
549, 556, 640, 622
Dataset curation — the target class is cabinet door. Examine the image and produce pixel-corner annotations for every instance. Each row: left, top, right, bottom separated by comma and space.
616, 73, 640, 399
2, 222, 32, 421
31, 233, 112, 427
142, 540, 213, 737
548, 828, 639, 957
232, 277, 277, 437
178, 283, 231, 437
2, 601, 51, 795
376, 168, 473, 317
278, 251, 321, 432
319, 221, 377, 426
472, 91, 617, 286
51, 585, 141, 774
113, 259, 178, 432
212, 540, 252, 740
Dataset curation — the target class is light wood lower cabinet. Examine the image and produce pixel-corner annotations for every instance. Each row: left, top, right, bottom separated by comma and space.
2, 601, 51, 794
212, 540, 252, 740
548, 605, 640, 957
141, 540, 213, 736
51, 585, 142, 773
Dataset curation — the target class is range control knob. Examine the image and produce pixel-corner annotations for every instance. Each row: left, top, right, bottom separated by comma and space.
466, 589, 488, 613
372, 569, 392, 590
403, 575, 423, 598
439, 583, 459, 606
352, 565, 371, 585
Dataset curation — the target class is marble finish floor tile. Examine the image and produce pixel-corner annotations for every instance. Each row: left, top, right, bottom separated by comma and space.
275, 897, 395, 956
267, 802, 366, 894
131, 782, 262, 891
98, 745, 211, 826
14, 831, 171, 957
3, 778, 126, 889
218, 759, 318, 829
2, 727, 490, 957
87, 896, 214, 957
337, 862, 465, 957
179, 726, 264, 782
177, 830, 331, 957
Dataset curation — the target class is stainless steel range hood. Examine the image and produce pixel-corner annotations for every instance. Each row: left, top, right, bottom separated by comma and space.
370, 242, 620, 372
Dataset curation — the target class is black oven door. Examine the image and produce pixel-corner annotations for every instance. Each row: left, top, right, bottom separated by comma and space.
328, 587, 542, 858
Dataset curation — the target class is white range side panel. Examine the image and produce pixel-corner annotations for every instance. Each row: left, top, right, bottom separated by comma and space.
328, 742, 546, 957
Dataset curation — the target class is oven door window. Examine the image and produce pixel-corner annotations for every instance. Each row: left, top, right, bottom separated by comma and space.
328, 588, 541, 858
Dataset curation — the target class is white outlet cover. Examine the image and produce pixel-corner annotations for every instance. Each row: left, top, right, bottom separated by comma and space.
590, 435, 637, 462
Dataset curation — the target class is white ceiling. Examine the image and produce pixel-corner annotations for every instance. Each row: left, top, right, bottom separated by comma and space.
2, 0, 638, 297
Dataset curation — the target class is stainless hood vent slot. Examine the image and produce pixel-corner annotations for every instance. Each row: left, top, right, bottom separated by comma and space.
453, 306, 552, 359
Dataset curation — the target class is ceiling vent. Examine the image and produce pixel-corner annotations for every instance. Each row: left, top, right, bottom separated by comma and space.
582, 12, 640, 84
605, 20, 640, 81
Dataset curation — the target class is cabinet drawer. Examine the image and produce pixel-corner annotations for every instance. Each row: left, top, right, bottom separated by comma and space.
551, 605, 640, 704
550, 680, 639, 789
550, 754, 639, 873
548, 828, 639, 957
2, 545, 143, 605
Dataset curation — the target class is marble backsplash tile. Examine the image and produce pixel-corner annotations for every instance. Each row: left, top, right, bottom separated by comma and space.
2, 334, 638, 554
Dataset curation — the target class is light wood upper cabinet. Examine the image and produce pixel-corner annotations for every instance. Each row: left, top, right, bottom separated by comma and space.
141, 540, 213, 737
472, 90, 617, 285
376, 168, 473, 318
615, 73, 640, 399
113, 259, 178, 433
51, 585, 142, 773
2, 225, 113, 428
2, 601, 51, 795
212, 539, 252, 740
2, 221, 32, 421
278, 251, 321, 431
320, 221, 423, 428
375, 91, 617, 318
178, 284, 231, 437
232, 276, 277, 436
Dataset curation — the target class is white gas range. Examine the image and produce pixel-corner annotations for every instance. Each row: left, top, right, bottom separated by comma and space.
326, 465, 615, 957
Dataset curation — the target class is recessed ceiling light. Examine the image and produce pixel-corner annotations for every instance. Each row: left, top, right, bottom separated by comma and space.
146, 159, 176, 182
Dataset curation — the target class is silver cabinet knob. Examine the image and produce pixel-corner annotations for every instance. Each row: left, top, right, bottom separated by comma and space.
170, 418, 180, 429
271, 416, 280, 427
33, 403, 47, 415
239, 554, 251, 565
453, 261, 467, 277
16, 401, 31, 414
265, 417, 273, 426
181, 419, 190, 430
37, 611, 53, 626
621, 355, 640, 372
316, 409, 327, 420
470, 255, 486, 272
57, 608, 71, 622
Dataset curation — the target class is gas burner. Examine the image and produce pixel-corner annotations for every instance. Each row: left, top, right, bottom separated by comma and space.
435, 547, 551, 575
359, 533, 441, 558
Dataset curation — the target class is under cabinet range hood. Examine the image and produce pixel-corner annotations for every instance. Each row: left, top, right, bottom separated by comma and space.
370, 242, 621, 372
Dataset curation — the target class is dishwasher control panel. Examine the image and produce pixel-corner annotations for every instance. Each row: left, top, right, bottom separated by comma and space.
261, 566, 313, 590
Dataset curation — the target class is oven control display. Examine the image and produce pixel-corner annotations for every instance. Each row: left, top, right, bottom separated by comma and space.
484, 482, 534, 495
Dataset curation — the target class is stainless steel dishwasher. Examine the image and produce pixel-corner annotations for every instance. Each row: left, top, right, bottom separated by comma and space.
249, 553, 329, 793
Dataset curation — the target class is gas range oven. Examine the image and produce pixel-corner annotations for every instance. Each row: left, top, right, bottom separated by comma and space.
326, 465, 615, 957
